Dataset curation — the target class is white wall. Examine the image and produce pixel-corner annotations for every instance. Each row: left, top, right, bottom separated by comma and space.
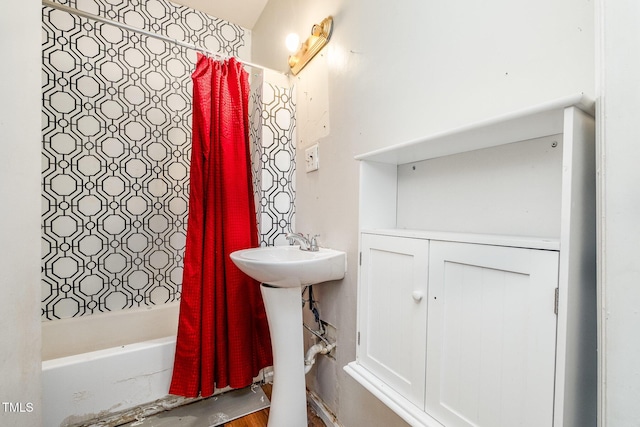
253, 1, 594, 426
0, 1, 42, 426
597, 1, 640, 426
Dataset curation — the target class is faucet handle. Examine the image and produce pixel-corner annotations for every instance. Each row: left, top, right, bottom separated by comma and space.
309, 234, 320, 251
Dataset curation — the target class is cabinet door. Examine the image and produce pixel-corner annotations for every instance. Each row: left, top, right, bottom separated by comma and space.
359, 233, 430, 409
425, 241, 559, 427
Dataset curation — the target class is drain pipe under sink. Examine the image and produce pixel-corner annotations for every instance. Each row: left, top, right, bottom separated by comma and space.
304, 342, 336, 374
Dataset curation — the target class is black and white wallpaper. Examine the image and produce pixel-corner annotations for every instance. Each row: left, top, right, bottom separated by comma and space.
42, 0, 296, 320
252, 82, 297, 247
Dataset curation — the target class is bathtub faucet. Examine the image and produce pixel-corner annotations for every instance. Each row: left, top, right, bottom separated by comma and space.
286, 232, 319, 252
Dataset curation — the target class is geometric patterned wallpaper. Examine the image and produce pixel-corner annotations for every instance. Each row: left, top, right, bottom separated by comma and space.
41, 0, 295, 320
251, 82, 297, 247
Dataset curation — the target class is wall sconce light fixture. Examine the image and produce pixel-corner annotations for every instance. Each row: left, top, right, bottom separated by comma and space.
287, 16, 333, 75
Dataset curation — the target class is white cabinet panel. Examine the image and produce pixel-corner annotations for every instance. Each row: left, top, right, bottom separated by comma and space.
359, 233, 430, 409
426, 241, 559, 427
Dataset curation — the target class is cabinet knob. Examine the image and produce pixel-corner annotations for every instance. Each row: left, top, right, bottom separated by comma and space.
411, 291, 424, 302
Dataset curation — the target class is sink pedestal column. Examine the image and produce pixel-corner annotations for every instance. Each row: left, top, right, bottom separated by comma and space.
260, 284, 308, 427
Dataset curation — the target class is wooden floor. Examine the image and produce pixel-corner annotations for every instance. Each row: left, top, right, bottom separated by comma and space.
224, 384, 326, 427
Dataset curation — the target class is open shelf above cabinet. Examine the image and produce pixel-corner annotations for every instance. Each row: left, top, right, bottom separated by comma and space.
355, 94, 595, 238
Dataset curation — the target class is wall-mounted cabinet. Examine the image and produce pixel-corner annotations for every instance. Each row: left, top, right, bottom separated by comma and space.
345, 95, 597, 427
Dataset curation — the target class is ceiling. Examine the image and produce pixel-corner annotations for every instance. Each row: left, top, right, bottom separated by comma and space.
170, 0, 269, 29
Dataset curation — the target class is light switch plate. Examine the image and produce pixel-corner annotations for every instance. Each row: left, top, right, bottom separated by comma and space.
305, 144, 319, 172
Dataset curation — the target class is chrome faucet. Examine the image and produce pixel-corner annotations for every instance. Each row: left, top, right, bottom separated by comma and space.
286, 232, 319, 252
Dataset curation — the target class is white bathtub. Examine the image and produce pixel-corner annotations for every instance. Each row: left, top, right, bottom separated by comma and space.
42, 303, 181, 426
41, 303, 270, 426
42, 336, 178, 426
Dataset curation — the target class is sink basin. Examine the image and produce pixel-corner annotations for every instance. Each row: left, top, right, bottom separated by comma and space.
230, 245, 346, 288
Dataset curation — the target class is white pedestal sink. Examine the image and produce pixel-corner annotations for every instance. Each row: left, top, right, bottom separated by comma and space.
230, 245, 346, 427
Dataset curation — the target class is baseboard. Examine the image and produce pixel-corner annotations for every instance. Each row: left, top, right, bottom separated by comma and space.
307, 390, 342, 427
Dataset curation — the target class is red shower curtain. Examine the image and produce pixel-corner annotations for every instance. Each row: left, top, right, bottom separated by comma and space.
169, 54, 272, 398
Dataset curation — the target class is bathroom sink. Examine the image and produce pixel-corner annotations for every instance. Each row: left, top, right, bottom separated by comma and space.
230, 245, 346, 288
231, 245, 346, 425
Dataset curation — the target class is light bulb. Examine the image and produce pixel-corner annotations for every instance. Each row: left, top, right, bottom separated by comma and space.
285, 33, 300, 53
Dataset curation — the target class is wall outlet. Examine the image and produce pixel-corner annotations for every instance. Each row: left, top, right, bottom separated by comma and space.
305, 144, 319, 172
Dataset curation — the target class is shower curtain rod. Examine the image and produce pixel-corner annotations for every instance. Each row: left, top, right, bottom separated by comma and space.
41, 0, 269, 72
